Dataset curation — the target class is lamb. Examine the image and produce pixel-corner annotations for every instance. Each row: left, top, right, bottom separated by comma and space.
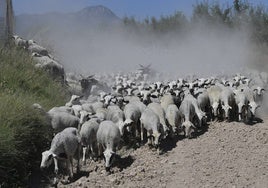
40, 127, 81, 180
80, 118, 100, 164
97, 120, 121, 171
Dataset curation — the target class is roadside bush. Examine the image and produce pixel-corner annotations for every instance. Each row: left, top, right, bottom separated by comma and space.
0, 46, 69, 187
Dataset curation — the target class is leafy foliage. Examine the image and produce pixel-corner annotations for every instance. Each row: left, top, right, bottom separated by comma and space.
123, 0, 268, 46
0, 45, 69, 187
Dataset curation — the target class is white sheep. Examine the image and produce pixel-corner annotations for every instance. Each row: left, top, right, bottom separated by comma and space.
148, 102, 169, 137
123, 102, 142, 138
40, 127, 81, 180
47, 111, 80, 133
140, 108, 163, 153
80, 118, 100, 164
160, 93, 175, 112
165, 104, 182, 136
106, 105, 126, 136
97, 120, 121, 171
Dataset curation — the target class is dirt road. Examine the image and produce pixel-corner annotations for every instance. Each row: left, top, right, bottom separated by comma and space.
58, 118, 268, 188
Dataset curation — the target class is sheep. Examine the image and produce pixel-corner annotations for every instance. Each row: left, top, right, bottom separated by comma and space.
140, 108, 163, 153
40, 127, 81, 180
103, 94, 117, 107
160, 93, 175, 112
28, 42, 49, 56
197, 78, 208, 87
207, 85, 223, 120
65, 95, 82, 107
196, 89, 211, 121
123, 102, 142, 138
93, 107, 108, 121
79, 75, 99, 99
71, 105, 83, 117
183, 94, 206, 128
47, 111, 80, 133
165, 104, 182, 136
32, 53, 65, 80
80, 118, 100, 164
236, 85, 260, 121
148, 102, 170, 137
179, 96, 197, 138
97, 120, 121, 171
81, 101, 103, 114
48, 106, 74, 115
12, 35, 29, 48
139, 89, 153, 105
219, 87, 237, 121
234, 88, 249, 122
106, 105, 126, 136
252, 86, 266, 104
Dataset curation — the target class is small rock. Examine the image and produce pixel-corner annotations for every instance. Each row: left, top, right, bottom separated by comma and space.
94, 166, 98, 172
109, 177, 120, 185
161, 159, 168, 164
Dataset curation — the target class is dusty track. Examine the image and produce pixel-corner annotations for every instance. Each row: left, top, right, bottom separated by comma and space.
58, 118, 268, 188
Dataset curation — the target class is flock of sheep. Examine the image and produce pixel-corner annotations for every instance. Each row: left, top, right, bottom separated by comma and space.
12, 35, 65, 81
12, 35, 267, 184
38, 69, 267, 184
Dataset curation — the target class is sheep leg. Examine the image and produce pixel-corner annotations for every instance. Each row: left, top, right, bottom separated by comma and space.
77, 145, 81, 173
147, 132, 152, 145
135, 123, 139, 138
97, 143, 103, 158
140, 122, 144, 143
67, 157, 73, 179
82, 147, 87, 165
53, 157, 59, 175
90, 143, 96, 159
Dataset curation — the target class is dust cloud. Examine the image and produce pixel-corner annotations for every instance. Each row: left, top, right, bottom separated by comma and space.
31, 18, 255, 78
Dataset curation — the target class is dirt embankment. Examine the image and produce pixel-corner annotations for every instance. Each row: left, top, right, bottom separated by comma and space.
58, 118, 268, 188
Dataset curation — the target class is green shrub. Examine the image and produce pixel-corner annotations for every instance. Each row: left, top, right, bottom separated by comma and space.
0, 46, 69, 187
